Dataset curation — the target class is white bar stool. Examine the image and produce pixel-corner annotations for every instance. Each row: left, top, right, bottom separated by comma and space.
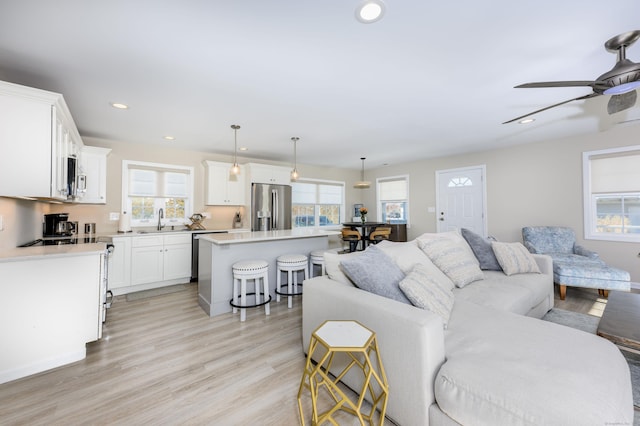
309, 248, 340, 277
231, 259, 270, 322
276, 254, 308, 308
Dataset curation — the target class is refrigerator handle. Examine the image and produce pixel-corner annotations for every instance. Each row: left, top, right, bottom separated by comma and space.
272, 189, 278, 230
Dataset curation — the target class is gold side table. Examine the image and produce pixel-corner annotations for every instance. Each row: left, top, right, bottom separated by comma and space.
297, 320, 389, 425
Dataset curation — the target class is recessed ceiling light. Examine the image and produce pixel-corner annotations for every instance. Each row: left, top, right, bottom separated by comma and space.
110, 102, 129, 109
163, 136, 175, 141
239, 147, 248, 151
518, 118, 535, 124
355, 0, 386, 24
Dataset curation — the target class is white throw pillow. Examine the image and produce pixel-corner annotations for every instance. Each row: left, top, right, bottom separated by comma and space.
399, 264, 455, 328
376, 240, 455, 290
491, 241, 541, 276
418, 233, 484, 288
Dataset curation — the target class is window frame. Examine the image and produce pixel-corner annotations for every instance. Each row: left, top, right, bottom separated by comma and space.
583, 145, 640, 242
376, 174, 410, 227
122, 160, 194, 229
291, 178, 345, 230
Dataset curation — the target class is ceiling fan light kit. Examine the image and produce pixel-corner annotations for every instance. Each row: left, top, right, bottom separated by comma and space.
504, 29, 640, 124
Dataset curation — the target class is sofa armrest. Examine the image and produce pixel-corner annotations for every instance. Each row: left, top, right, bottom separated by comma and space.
532, 253, 553, 276
302, 276, 445, 426
573, 245, 600, 259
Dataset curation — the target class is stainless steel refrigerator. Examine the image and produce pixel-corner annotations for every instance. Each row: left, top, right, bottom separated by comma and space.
251, 183, 292, 231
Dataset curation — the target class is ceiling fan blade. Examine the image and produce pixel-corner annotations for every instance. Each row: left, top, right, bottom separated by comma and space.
515, 81, 608, 89
607, 90, 637, 114
502, 93, 599, 124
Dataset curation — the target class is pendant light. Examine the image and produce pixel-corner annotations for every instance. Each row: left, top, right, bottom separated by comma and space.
230, 124, 241, 175
354, 157, 371, 189
291, 137, 300, 181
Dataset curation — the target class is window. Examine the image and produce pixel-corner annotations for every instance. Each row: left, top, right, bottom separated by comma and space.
583, 146, 640, 242
292, 179, 344, 228
377, 175, 409, 225
122, 161, 194, 228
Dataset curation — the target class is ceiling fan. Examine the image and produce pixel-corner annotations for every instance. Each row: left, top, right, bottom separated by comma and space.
503, 30, 640, 124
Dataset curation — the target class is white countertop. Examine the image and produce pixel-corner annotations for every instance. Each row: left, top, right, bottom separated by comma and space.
0, 243, 108, 263
199, 229, 340, 245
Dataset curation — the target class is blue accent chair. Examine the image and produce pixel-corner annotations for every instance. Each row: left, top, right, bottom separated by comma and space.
522, 226, 630, 300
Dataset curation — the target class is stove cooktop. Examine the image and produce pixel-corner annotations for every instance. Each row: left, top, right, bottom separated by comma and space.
19, 236, 107, 247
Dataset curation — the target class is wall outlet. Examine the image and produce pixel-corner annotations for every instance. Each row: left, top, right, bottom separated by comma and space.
0, 215, 3, 231
202, 212, 211, 219
109, 212, 120, 221
427, 207, 435, 213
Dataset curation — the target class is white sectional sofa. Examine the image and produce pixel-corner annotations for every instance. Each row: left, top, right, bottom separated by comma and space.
301, 234, 633, 426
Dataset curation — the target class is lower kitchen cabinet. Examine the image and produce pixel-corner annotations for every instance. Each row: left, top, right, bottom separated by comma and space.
110, 233, 192, 294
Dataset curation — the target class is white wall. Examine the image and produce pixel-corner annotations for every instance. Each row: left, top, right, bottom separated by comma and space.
0, 197, 49, 250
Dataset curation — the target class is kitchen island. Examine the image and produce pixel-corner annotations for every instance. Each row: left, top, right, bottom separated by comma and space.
197, 229, 340, 317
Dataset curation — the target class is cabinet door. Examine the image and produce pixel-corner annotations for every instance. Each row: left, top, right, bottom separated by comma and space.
108, 237, 131, 289
163, 243, 192, 280
205, 161, 245, 205
131, 236, 164, 285
78, 146, 110, 204
248, 163, 290, 185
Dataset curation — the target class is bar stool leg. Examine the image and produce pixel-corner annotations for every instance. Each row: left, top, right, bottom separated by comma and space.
276, 269, 282, 303
240, 277, 247, 322
232, 277, 239, 314
263, 273, 270, 316
288, 269, 294, 309
255, 276, 262, 305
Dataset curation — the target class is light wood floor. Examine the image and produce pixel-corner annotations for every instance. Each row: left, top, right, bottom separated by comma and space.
0, 282, 624, 425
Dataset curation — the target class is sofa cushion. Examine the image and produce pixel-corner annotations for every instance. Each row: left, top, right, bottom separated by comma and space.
324, 251, 360, 286
453, 270, 550, 316
435, 299, 634, 426
399, 264, 455, 328
491, 242, 541, 276
417, 232, 484, 288
376, 240, 455, 290
460, 228, 502, 271
340, 245, 410, 304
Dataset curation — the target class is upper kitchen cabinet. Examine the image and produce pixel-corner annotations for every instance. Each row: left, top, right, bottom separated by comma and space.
0, 80, 84, 201
246, 163, 291, 185
204, 160, 246, 206
79, 146, 111, 204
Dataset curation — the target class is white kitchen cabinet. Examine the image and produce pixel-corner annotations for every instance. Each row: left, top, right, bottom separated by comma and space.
204, 160, 246, 205
162, 233, 192, 280
79, 146, 111, 204
246, 163, 291, 185
109, 237, 132, 290
0, 80, 84, 201
130, 233, 192, 287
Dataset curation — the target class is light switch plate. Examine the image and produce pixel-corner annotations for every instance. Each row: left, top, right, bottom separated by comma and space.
109, 212, 120, 221
427, 207, 435, 213
0, 215, 3, 231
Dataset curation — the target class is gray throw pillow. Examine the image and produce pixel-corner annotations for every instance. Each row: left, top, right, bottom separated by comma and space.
461, 228, 502, 271
340, 245, 410, 304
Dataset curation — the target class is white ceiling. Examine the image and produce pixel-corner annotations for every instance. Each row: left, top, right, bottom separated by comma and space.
1, 1, 639, 170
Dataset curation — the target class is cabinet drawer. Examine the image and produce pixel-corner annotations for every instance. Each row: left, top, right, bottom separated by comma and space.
163, 233, 192, 245
132, 235, 163, 247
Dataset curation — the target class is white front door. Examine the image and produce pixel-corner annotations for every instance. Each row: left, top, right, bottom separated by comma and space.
436, 166, 486, 236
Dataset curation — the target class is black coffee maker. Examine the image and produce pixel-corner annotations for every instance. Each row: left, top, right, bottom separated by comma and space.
43, 213, 72, 237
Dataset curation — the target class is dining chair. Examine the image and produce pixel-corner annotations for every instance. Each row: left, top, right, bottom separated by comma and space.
341, 228, 362, 252
368, 227, 392, 245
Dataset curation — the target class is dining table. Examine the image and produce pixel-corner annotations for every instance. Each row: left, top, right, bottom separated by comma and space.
342, 221, 388, 250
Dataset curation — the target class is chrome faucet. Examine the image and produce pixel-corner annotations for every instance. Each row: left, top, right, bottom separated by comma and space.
157, 208, 164, 231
